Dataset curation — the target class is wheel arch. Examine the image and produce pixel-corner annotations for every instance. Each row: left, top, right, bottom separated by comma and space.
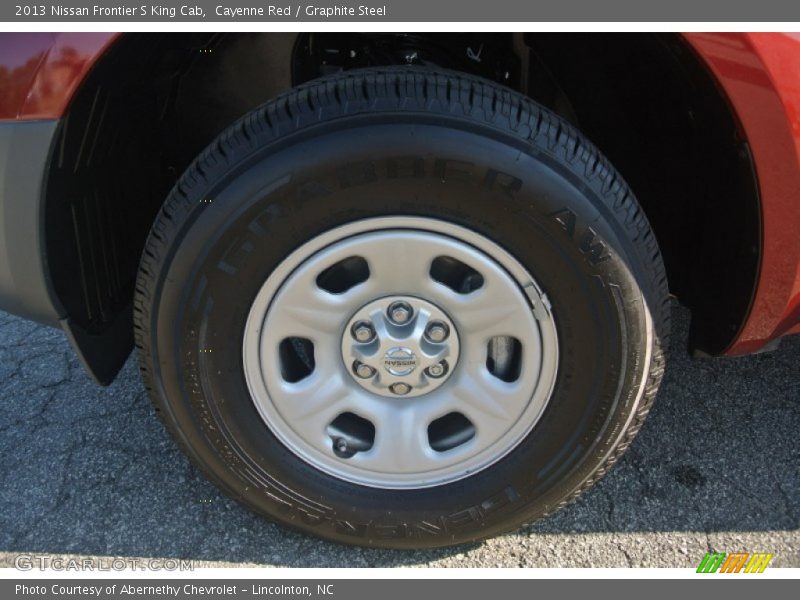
42, 32, 763, 382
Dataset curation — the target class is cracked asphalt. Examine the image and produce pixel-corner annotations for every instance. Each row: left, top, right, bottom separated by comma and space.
0, 303, 798, 568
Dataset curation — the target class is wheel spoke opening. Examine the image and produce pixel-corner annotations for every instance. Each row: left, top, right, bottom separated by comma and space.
430, 255, 484, 294
486, 336, 523, 383
316, 255, 370, 293
278, 337, 315, 382
428, 412, 475, 452
327, 412, 375, 459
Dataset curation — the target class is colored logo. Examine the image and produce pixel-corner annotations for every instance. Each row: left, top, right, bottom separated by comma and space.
696, 552, 773, 573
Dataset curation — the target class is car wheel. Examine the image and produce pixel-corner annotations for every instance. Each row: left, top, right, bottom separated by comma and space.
134, 67, 669, 548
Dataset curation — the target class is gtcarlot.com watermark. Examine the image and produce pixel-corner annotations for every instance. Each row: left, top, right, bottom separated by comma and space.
14, 554, 194, 571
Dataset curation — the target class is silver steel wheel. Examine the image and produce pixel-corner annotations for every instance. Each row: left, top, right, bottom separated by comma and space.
243, 217, 558, 489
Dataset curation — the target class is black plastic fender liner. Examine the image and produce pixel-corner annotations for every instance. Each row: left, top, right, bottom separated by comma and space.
0, 120, 132, 385
60, 305, 134, 385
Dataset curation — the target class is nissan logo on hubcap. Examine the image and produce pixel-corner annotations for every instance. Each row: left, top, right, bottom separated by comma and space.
383, 347, 418, 376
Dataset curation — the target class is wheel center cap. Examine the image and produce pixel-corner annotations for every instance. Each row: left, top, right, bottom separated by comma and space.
383, 347, 417, 376
341, 295, 460, 398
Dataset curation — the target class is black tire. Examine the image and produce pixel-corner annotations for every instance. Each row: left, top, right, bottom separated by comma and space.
134, 67, 669, 549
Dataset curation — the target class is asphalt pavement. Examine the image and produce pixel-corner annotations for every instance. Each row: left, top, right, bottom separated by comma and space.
0, 303, 797, 568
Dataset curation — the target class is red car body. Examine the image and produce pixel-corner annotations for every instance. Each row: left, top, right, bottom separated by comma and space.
683, 33, 800, 353
0, 32, 798, 358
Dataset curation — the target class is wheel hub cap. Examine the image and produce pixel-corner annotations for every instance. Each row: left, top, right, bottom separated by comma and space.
342, 296, 460, 398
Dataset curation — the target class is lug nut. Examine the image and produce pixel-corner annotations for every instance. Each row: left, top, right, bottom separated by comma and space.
353, 362, 376, 379
387, 301, 413, 324
351, 321, 376, 343
426, 362, 448, 378
425, 321, 450, 343
389, 382, 412, 395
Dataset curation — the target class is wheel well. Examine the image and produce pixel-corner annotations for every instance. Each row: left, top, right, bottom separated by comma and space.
45, 32, 759, 381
